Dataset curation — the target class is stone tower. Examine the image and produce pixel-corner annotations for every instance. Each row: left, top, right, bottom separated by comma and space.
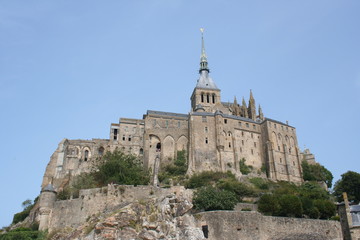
190, 29, 221, 113
38, 184, 57, 231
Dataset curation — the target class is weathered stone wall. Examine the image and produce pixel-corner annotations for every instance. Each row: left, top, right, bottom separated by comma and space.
195, 211, 342, 240
47, 185, 193, 232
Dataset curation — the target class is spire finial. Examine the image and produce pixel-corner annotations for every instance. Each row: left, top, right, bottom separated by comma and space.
199, 28, 209, 73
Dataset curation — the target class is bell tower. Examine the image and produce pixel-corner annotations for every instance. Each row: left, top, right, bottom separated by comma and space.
191, 28, 221, 112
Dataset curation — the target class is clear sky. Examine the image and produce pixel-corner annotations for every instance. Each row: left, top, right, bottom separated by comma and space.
1, 0, 359, 227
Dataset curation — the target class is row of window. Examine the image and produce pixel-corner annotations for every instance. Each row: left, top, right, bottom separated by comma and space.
153, 119, 182, 128
201, 93, 216, 104
269, 122, 294, 132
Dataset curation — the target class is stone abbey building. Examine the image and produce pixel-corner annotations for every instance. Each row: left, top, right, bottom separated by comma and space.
42, 33, 303, 190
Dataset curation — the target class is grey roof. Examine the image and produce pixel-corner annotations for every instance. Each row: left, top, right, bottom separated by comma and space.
191, 111, 259, 124
195, 71, 219, 90
42, 184, 56, 193
147, 110, 188, 118
350, 205, 360, 213
264, 117, 294, 128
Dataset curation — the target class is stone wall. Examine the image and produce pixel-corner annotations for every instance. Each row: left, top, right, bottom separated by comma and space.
195, 211, 342, 240
47, 185, 193, 232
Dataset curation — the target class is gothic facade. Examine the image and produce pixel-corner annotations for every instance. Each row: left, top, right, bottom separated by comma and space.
41, 34, 303, 190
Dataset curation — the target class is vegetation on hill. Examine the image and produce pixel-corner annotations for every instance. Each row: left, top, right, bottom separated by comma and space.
158, 150, 188, 186
301, 160, 333, 188
57, 150, 150, 200
187, 171, 256, 211
0, 227, 45, 240
333, 171, 360, 203
257, 181, 336, 219
12, 198, 38, 225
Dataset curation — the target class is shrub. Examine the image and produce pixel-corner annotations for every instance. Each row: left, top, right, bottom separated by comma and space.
314, 199, 336, 219
217, 178, 256, 201
239, 158, 253, 175
249, 177, 269, 190
193, 186, 238, 211
186, 171, 235, 189
278, 194, 303, 218
94, 150, 150, 186
258, 194, 280, 216
12, 199, 36, 224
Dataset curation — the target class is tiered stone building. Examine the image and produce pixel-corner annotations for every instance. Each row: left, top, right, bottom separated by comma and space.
42, 33, 303, 190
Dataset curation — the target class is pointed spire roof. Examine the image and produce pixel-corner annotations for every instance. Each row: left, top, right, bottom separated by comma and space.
242, 97, 247, 107
249, 89, 255, 103
195, 28, 219, 90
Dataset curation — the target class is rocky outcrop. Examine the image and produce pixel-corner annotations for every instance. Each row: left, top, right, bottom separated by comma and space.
49, 193, 204, 240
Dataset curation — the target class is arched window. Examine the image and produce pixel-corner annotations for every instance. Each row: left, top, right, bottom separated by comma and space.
212, 94, 216, 103
207, 94, 210, 103
139, 148, 144, 155
201, 93, 204, 103
98, 147, 104, 156
84, 150, 89, 161
156, 143, 161, 152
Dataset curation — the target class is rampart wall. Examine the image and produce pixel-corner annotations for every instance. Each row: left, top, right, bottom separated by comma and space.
195, 211, 342, 240
47, 185, 192, 232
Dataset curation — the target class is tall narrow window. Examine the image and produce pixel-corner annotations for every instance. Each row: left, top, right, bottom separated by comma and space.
242, 140, 244, 145
202, 225, 209, 239
128, 135, 132, 141
207, 94, 210, 103
113, 129, 118, 140
212, 94, 215, 103
84, 150, 89, 161
205, 127, 208, 133
139, 148, 144, 155
166, 120, 169, 128
205, 137, 208, 144
229, 142, 231, 148
251, 149, 254, 155
224, 119, 227, 124
156, 143, 161, 152
178, 121, 181, 128
201, 93, 204, 103
122, 135, 125, 141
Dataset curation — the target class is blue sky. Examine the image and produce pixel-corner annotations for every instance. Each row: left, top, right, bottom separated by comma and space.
1, 1, 359, 227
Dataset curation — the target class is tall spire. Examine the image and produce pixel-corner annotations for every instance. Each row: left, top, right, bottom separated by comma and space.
199, 28, 209, 73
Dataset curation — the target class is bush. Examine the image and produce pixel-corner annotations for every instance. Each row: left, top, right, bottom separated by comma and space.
278, 194, 303, 218
314, 199, 336, 219
186, 171, 235, 189
0, 228, 45, 240
12, 199, 36, 224
239, 158, 253, 175
298, 182, 330, 200
217, 178, 256, 201
193, 186, 238, 211
94, 150, 150, 186
258, 194, 280, 216
249, 177, 269, 190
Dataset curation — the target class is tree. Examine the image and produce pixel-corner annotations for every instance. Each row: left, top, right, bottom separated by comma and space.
257, 194, 280, 216
278, 194, 303, 218
94, 150, 150, 186
301, 160, 333, 188
193, 186, 238, 211
333, 171, 360, 203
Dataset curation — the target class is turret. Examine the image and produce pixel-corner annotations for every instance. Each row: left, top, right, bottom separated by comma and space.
191, 28, 221, 112
248, 90, 256, 120
241, 97, 248, 118
38, 184, 57, 231
258, 104, 264, 121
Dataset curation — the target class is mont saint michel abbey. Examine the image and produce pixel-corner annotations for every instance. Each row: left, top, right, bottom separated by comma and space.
42, 33, 303, 190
